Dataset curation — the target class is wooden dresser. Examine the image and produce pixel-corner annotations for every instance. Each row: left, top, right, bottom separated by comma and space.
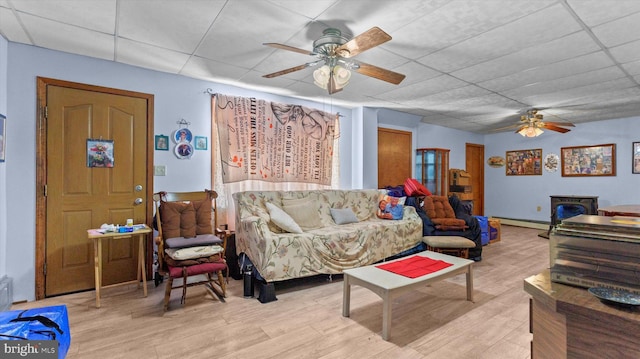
524, 270, 640, 358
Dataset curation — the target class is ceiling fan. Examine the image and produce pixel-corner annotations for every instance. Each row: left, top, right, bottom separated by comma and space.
494, 109, 575, 137
262, 27, 406, 94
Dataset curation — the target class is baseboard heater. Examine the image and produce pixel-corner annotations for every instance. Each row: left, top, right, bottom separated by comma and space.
492, 217, 549, 230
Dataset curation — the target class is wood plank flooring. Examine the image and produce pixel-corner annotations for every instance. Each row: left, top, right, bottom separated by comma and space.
11, 225, 549, 358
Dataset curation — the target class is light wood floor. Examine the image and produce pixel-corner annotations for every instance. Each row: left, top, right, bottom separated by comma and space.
12, 225, 549, 359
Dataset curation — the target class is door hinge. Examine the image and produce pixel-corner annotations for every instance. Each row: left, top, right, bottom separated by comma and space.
44, 185, 47, 197
44, 106, 48, 119
43, 262, 47, 276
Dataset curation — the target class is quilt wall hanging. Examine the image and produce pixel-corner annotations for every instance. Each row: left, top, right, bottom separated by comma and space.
213, 94, 338, 185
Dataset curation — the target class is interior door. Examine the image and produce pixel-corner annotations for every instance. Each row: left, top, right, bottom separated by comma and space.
37, 78, 153, 297
378, 128, 412, 188
465, 143, 485, 215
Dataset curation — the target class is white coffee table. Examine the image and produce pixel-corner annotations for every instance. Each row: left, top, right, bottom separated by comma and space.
342, 251, 474, 340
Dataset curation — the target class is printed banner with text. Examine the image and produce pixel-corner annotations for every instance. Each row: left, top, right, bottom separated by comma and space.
214, 94, 337, 185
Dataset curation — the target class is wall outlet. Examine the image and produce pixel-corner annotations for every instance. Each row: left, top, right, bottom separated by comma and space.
536, 206, 541, 212
154, 165, 166, 176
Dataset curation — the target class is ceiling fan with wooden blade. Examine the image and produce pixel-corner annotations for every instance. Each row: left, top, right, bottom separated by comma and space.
262, 26, 405, 94
514, 109, 575, 137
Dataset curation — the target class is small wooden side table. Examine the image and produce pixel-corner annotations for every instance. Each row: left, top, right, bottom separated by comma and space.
87, 225, 152, 308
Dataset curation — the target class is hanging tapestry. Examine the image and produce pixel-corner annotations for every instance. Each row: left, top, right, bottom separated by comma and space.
213, 94, 337, 185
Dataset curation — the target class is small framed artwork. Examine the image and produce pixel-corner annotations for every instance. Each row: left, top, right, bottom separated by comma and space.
173, 128, 193, 143
506, 148, 542, 175
633, 142, 640, 174
561, 143, 616, 177
87, 139, 114, 167
0, 114, 5, 162
174, 142, 194, 159
155, 135, 169, 151
195, 136, 208, 150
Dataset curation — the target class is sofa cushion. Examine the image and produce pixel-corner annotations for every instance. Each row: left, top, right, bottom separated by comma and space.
160, 201, 197, 239
330, 207, 359, 225
282, 197, 323, 230
266, 202, 303, 233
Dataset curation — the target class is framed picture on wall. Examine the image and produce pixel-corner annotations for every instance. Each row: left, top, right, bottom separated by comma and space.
633, 142, 640, 174
505, 148, 542, 176
561, 143, 616, 177
155, 135, 169, 151
194, 136, 208, 150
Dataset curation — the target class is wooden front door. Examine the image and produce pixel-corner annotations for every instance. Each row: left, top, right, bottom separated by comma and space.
36, 78, 153, 298
378, 128, 412, 188
465, 143, 485, 215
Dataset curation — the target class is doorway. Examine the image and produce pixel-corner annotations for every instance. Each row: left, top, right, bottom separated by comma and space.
378, 128, 412, 188
465, 143, 485, 215
35, 77, 154, 299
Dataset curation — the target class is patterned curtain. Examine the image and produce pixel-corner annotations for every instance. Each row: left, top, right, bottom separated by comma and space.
211, 94, 340, 229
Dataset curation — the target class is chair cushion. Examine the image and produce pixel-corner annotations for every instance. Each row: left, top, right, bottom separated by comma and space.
191, 198, 213, 235
423, 196, 467, 230
165, 233, 222, 249
160, 201, 197, 238
165, 245, 223, 261
423, 236, 475, 248
168, 261, 227, 278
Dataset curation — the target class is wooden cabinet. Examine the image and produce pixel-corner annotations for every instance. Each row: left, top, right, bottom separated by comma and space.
416, 148, 449, 196
524, 270, 640, 358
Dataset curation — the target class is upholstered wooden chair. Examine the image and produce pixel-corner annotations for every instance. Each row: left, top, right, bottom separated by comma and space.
153, 190, 228, 311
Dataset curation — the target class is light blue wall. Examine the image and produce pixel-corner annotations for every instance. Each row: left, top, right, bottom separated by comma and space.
484, 117, 640, 221
5, 42, 354, 302
0, 35, 8, 278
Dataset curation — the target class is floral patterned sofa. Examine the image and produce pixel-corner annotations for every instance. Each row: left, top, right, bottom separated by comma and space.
233, 189, 423, 283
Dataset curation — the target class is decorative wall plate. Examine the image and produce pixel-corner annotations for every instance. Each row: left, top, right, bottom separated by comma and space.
174, 142, 194, 159
544, 153, 559, 172
487, 156, 505, 168
173, 128, 193, 143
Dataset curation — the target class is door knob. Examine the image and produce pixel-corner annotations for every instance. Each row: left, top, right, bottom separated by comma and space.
134, 198, 143, 205
135, 185, 143, 192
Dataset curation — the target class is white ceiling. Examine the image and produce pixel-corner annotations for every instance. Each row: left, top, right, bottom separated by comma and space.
2, 0, 640, 133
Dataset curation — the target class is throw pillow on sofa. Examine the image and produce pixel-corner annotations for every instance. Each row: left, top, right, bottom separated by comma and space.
330, 207, 359, 225
377, 194, 405, 220
282, 197, 323, 230
266, 202, 303, 233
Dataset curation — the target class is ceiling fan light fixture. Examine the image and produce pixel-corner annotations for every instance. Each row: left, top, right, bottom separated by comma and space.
519, 126, 543, 137
313, 64, 351, 90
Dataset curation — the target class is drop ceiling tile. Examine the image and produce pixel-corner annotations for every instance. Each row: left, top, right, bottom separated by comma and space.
504, 66, 627, 99
382, 74, 467, 102
452, 32, 601, 83
418, 3, 582, 73
609, 39, 640, 63
11, 0, 116, 34
567, 0, 640, 27
479, 51, 614, 92
519, 77, 636, 107
117, 39, 190, 74
622, 59, 640, 75
20, 12, 114, 60
0, 7, 31, 43
118, 0, 225, 54
181, 56, 251, 83
388, 0, 555, 59
592, 11, 640, 47
196, 2, 311, 68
